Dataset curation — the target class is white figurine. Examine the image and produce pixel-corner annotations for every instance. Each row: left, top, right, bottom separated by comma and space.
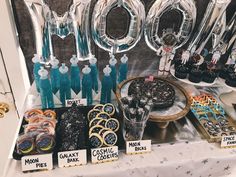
157, 31, 177, 76
157, 45, 176, 76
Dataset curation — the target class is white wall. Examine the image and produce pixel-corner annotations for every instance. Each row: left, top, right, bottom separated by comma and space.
0, 0, 30, 113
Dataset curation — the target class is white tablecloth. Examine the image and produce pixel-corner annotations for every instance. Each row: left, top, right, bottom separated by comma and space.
5, 140, 236, 177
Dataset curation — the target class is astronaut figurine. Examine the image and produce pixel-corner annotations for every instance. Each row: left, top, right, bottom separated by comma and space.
157, 31, 177, 76
211, 50, 221, 65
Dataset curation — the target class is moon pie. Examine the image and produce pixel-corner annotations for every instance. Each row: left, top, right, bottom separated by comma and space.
103, 131, 117, 147
105, 118, 119, 132
103, 103, 115, 116
17, 134, 35, 155
36, 133, 55, 153
87, 109, 101, 121
43, 110, 56, 119
89, 133, 103, 148
93, 104, 104, 111
24, 109, 43, 122
96, 112, 110, 120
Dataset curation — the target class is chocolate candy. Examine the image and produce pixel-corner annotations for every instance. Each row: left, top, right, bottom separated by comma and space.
221, 133, 228, 136
222, 127, 229, 132
90, 133, 103, 148
103, 131, 117, 147
230, 132, 236, 135
87, 109, 101, 121
228, 126, 236, 131
103, 103, 115, 116
105, 118, 119, 132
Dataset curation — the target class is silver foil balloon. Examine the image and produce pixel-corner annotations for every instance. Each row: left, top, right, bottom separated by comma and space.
70, 0, 93, 61
24, 0, 53, 61
213, 12, 236, 54
24, 0, 93, 62
212, 12, 226, 51
187, 0, 232, 55
91, 0, 145, 54
144, 0, 197, 52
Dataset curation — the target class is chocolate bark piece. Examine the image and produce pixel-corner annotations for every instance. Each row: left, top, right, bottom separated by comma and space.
128, 78, 175, 109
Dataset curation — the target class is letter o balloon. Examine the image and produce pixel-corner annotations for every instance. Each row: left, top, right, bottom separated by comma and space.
144, 0, 197, 52
91, 0, 145, 54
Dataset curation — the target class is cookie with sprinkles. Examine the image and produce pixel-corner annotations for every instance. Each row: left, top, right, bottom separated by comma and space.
105, 118, 119, 132
89, 118, 103, 127
89, 125, 104, 135
99, 128, 110, 137
103, 103, 115, 116
97, 119, 107, 127
90, 133, 103, 148
96, 112, 110, 120
87, 109, 101, 122
103, 131, 117, 146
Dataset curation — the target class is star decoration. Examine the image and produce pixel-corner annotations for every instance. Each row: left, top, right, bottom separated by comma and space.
186, 171, 191, 174
176, 165, 181, 170
202, 159, 208, 164
224, 165, 230, 171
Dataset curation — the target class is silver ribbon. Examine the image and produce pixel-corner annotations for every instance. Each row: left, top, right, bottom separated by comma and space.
187, 0, 232, 55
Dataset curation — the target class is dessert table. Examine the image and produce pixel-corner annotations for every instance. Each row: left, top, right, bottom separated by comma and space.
4, 80, 236, 177
5, 141, 236, 177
